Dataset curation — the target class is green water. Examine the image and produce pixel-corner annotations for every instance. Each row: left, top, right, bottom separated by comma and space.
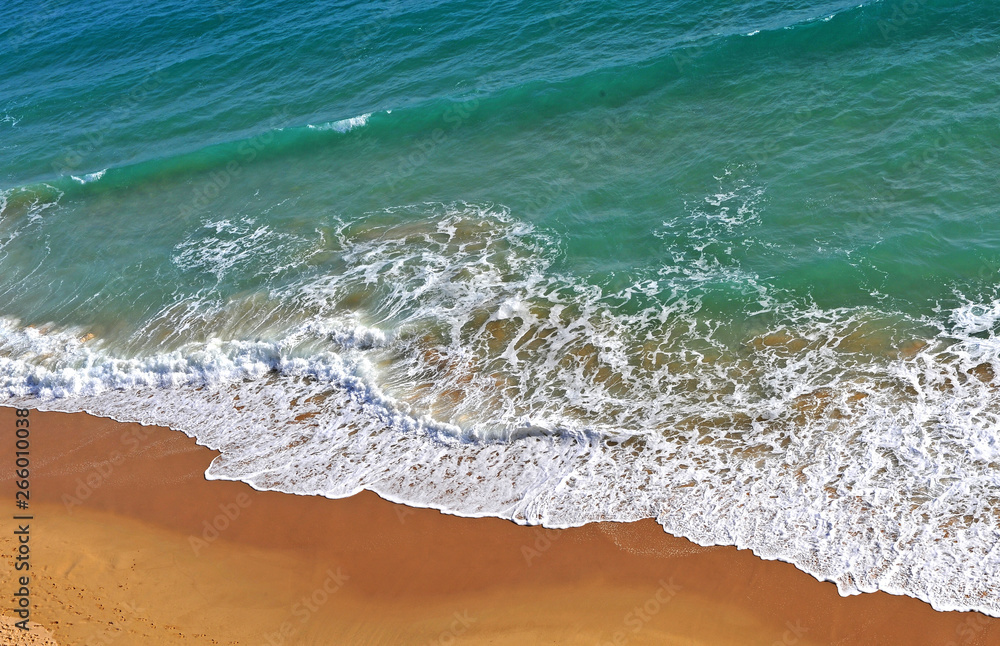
3, 0, 1000, 615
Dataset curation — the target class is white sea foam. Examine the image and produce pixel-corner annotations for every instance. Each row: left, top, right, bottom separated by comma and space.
0, 186, 61, 259
2, 194, 1000, 616
307, 113, 372, 133
952, 300, 1000, 336
171, 214, 323, 282
70, 169, 106, 184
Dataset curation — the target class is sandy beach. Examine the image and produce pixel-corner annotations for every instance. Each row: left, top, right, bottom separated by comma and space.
1, 406, 997, 645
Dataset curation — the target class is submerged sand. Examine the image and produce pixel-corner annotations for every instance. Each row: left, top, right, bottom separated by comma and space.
0, 407, 997, 645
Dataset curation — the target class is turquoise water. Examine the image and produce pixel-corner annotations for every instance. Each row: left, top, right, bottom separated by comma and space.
3, 0, 1000, 614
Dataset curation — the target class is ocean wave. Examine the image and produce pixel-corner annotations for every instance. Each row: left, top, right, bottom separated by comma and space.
733, 1, 879, 40
69, 169, 107, 184
3, 198, 1000, 616
20, 109, 385, 194
307, 112, 372, 133
171, 213, 322, 283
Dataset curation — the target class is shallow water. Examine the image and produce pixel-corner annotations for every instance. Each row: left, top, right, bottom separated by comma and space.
3, 0, 1000, 614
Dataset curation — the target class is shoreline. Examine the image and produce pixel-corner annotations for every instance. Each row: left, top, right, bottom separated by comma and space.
1, 407, 998, 645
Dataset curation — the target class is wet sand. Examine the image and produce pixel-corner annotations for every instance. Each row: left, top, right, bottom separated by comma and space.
1, 407, 998, 645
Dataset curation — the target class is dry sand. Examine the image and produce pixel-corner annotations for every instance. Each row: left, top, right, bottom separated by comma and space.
1, 407, 998, 645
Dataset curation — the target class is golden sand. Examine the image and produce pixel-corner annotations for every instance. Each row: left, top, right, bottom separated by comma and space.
1, 407, 998, 645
